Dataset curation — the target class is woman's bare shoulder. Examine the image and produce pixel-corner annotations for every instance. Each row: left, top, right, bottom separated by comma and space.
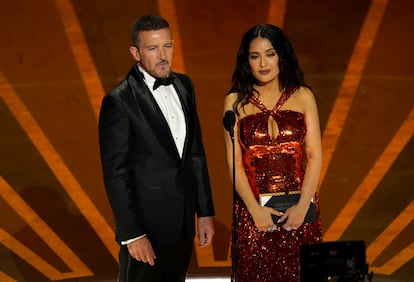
297, 87, 317, 104
224, 92, 238, 110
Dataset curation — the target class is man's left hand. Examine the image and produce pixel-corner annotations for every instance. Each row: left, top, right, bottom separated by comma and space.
197, 216, 215, 247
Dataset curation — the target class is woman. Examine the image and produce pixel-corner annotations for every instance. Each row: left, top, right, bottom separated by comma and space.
223, 24, 323, 281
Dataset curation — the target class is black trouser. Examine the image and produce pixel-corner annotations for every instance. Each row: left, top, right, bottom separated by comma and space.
118, 231, 193, 282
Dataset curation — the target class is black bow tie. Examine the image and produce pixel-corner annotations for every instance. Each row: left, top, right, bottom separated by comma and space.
153, 75, 175, 90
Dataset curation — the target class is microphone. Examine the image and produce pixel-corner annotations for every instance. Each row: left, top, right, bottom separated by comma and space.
223, 110, 236, 138
223, 110, 237, 280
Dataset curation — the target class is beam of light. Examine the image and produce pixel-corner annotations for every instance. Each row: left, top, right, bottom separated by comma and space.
267, 0, 287, 28
54, 0, 104, 120
0, 70, 119, 262
367, 186, 414, 274
0, 176, 93, 280
320, 0, 389, 185
324, 108, 414, 243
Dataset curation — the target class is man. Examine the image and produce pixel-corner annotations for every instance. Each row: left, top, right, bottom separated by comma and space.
98, 14, 215, 282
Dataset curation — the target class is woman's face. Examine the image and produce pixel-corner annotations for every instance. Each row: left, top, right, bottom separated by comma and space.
248, 36, 279, 85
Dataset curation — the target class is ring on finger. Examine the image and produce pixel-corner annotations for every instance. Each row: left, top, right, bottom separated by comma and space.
267, 225, 277, 232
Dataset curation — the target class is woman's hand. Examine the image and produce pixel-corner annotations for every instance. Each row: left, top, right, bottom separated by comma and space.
250, 205, 284, 232
278, 203, 308, 231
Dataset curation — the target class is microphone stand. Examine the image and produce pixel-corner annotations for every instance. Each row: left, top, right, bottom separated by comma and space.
229, 127, 237, 282
223, 110, 237, 281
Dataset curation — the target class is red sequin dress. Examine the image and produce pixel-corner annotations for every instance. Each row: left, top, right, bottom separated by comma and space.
232, 93, 322, 282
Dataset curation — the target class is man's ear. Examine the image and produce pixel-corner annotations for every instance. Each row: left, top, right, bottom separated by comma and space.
129, 46, 140, 61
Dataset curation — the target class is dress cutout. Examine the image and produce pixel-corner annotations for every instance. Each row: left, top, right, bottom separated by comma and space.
232, 93, 322, 282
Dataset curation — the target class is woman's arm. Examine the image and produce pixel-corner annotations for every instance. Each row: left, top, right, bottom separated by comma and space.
279, 87, 323, 229
223, 93, 281, 232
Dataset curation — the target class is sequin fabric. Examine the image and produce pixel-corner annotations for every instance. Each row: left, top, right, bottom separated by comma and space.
232, 93, 322, 282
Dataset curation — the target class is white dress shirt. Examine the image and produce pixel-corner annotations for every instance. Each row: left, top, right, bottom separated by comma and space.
140, 66, 186, 157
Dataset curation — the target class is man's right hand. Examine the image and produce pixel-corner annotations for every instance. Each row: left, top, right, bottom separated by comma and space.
127, 236, 157, 266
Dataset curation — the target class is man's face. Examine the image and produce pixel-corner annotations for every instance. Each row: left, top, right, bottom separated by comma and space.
129, 28, 173, 79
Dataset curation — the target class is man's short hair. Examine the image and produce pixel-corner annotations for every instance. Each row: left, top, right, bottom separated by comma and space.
130, 14, 170, 46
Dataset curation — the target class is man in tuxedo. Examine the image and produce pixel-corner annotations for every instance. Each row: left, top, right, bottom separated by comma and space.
98, 14, 215, 282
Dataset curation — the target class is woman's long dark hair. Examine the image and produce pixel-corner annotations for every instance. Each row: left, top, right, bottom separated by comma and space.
228, 24, 310, 114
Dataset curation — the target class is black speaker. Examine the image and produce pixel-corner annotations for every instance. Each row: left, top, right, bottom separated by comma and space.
300, 240, 369, 282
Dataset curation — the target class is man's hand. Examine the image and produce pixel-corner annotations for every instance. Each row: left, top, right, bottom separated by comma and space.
197, 216, 215, 247
127, 236, 156, 266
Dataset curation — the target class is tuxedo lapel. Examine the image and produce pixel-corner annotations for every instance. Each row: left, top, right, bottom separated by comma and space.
125, 66, 181, 159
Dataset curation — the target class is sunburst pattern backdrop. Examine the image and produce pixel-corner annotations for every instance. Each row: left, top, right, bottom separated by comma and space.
0, 0, 413, 281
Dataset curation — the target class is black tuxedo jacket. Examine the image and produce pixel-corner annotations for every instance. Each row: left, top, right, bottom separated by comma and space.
99, 65, 215, 249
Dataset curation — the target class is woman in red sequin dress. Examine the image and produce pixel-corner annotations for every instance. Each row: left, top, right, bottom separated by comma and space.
223, 24, 323, 281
